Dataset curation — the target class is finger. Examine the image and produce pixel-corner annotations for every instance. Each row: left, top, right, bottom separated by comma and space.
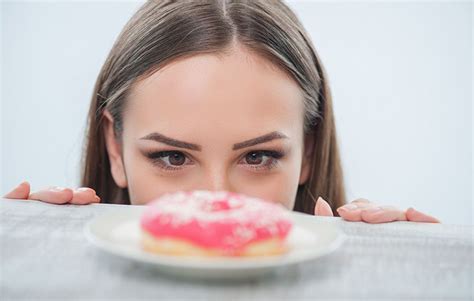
29, 187, 74, 204
360, 206, 407, 224
336, 199, 378, 221
70, 188, 101, 205
406, 207, 440, 223
336, 204, 364, 222
3, 181, 30, 199
314, 196, 334, 216
338, 196, 397, 222
350, 198, 371, 205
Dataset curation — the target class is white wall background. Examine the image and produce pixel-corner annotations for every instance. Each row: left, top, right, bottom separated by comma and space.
1, 0, 472, 225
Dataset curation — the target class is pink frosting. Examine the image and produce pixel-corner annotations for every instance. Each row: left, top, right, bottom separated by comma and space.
140, 191, 293, 255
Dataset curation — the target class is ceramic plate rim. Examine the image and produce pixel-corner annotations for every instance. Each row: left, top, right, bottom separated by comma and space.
84, 208, 346, 271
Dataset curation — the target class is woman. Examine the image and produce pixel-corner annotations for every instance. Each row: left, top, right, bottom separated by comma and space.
4, 0, 439, 224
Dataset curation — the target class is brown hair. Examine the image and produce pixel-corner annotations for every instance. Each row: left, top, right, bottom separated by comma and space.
81, 0, 346, 215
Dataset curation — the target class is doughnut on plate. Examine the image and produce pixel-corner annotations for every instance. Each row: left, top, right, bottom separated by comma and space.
84, 206, 345, 280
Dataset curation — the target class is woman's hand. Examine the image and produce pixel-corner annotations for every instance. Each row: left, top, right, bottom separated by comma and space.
314, 197, 440, 223
3, 181, 100, 205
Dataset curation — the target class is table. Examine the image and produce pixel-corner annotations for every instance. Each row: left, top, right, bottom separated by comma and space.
1, 198, 472, 300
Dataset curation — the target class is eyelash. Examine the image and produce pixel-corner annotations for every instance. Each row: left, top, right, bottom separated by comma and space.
144, 150, 285, 173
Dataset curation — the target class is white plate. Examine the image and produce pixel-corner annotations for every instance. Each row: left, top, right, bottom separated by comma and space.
84, 207, 345, 280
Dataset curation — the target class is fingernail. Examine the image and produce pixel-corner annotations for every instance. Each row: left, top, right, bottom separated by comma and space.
365, 207, 383, 213
50, 186, 66, 192
342, 204, 358, 211
76, 187, 90, 192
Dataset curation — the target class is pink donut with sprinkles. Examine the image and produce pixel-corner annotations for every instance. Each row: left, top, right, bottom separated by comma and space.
140, 190, 293, 257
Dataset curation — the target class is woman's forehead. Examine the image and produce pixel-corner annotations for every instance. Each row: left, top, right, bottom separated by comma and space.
124, 49, 305, 142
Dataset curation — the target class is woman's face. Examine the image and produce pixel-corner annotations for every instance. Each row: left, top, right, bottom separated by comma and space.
104, 46, 313, 208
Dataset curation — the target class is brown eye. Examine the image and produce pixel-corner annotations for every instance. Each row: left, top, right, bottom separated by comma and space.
240, 150, 285, 171
146, 151, 189, 168
245, 152, 263, 165
167, 152, 186, 166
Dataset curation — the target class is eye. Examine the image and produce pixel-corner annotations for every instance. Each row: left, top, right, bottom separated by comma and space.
166, 152, 186, 165
145, 151, 192, 171
245, 152, 264, 165
239, 150, 284, 171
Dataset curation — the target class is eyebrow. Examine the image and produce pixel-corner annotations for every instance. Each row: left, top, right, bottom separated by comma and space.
139, 131, 288, 151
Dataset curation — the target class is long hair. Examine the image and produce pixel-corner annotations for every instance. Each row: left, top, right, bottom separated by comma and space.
81, 0, 346, 215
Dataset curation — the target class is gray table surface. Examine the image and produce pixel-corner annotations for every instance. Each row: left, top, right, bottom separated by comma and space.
0, 198, 472, 300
